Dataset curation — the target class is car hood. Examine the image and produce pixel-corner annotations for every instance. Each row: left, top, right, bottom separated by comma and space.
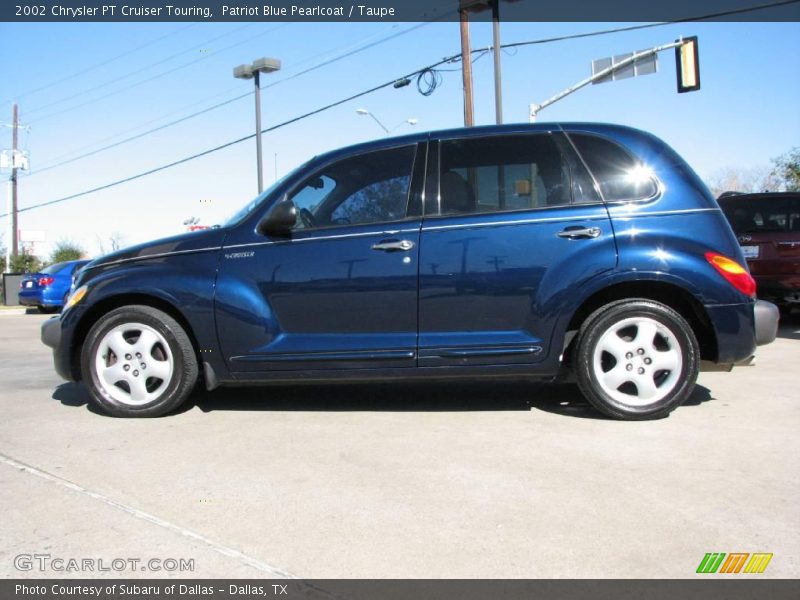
85, 227, 229, 271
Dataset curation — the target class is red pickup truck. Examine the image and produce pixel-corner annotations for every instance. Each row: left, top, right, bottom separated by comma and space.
719, 192, 800, 313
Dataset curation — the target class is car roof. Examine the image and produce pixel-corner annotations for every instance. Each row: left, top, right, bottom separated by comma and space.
313, 122, 652, 163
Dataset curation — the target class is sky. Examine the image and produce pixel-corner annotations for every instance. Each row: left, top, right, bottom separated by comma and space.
0, 19, 798, 259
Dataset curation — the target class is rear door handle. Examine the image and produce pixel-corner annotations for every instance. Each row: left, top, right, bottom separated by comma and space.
372, 239, 415, 252
557, 226, 601, 239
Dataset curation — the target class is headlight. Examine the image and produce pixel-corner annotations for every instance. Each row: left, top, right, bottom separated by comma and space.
64, 285, 88, 310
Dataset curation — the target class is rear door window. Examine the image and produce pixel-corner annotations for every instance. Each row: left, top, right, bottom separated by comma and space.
437, 134, 572, 216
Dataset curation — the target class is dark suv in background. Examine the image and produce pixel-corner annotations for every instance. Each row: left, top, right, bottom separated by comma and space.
719, 192, 800, 313
42, 123, 778, 420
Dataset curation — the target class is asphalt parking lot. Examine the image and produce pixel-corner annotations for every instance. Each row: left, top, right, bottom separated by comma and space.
0, 310, 798, 579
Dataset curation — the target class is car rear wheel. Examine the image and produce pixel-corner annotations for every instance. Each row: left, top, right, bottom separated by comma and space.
573, 299, 699, 420
81, 305, 198, 417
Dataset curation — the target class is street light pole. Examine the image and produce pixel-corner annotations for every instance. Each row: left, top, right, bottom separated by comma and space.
11, 103, 18, 262
234, 57, 281, 195
356, 109, 418, 135
253, 71, 263, 194
356, 108, 388, 134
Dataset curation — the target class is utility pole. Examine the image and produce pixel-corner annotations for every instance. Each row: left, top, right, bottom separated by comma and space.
459, 7, 475, 127
492, 0, 503, 124
11, 103, 18, 262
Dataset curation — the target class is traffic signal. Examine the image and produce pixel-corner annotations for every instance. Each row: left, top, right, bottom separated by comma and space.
676, 36, 700, 93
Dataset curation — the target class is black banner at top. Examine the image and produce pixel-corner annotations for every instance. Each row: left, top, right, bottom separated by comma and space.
2, 0, 800, 22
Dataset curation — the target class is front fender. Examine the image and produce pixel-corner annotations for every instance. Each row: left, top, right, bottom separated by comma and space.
62, 252, 227, 383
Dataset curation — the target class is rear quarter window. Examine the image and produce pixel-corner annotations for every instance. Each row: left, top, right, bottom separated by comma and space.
570, 133, 658, 202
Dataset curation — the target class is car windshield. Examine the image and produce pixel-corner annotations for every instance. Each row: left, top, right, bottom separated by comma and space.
721, 195, 800, 233
223, 167, 302, 227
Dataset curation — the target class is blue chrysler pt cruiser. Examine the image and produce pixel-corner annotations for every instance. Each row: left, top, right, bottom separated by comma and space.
42, 123, 778, 419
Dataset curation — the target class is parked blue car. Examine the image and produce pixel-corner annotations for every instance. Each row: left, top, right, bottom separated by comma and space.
19, 260, 89, 313
41, 123, 779, 419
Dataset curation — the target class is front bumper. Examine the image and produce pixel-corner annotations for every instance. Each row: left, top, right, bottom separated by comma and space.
41, 316, 73, 381
754, 299, 779, 346
41, 316, 61, 348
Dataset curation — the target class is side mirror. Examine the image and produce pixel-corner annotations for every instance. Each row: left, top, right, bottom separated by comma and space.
257, 197, 296, 237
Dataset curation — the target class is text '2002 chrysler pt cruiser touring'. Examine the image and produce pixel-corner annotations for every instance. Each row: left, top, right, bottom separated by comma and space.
42, 123, 779, 419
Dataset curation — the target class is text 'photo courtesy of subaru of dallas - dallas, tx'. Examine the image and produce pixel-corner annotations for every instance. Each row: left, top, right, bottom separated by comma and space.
41, 123, 779, 420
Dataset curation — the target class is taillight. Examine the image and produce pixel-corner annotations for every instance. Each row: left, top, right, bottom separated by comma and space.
705, 252, 756, 298
38, 276, 55, 287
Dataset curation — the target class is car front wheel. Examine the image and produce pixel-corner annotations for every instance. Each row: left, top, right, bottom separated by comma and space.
574, 299, 699, 420
81, 305, 198, 417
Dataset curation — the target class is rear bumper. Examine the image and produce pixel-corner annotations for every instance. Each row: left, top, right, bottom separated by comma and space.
20, 288, 62, 307
704, 302, 757, 364
18, 291, 42, 306
754, 299, 779, 346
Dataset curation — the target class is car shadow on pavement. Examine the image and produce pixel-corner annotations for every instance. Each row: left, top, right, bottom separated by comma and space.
188, 380, 714, 420
777, 312, 800, 340
51, 381, 714, 420
51, 382, 105, 416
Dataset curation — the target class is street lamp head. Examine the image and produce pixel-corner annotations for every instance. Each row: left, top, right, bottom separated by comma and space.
233, 64, 254, 80
355, 108, 369, 115
407, 118, 419, 125
252, 57, 281, 74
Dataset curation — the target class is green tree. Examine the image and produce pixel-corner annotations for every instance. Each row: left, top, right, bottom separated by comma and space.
50, 240, 85, 264
771, 147, 800, 192
9, 247, 43, 273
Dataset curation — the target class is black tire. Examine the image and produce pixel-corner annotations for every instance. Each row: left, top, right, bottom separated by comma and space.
573, 299, 699, 420
81, 305, 198, 417
37, 305, 58, 314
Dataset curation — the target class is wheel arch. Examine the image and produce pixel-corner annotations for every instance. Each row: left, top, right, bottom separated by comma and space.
562, 280, 718, 366
69, 293, 201, 381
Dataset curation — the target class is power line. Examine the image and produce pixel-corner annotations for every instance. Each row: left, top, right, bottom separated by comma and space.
0, 23, 199, 106
32, 25, 415, 171
4, 0, 795, 218
26, 24, 286, 124
29, 91, 253, 176
24, 23, 258, 117
502, 0, 800, 50
262, 22, 431, 90
4, 55, 460, 217
29, 22, 431, 175
32, 82, 249, 169
27, 20, 435, 124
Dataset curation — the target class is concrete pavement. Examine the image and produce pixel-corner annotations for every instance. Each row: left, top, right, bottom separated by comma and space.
1, 311, 798, 578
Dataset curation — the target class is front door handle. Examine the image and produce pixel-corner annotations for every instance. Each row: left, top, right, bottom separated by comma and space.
557, 226, 601, 240
372, 239, 415, 252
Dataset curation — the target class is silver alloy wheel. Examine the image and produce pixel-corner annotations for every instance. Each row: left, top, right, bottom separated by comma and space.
592, 316, 683, 407
93, 323, 174, 406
